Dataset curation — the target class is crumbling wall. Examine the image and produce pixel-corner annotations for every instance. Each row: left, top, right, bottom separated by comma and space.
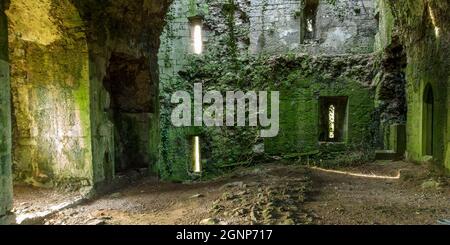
72, 0, 171, 184
158, 0, 379, 180
0, 0, 13, 218
159, 0, 378, 79
372, 0, 407, 152
249, 0, 377, 54
374, 0, 394, 51
0, 0, 171, 189
383, 0, 449, 170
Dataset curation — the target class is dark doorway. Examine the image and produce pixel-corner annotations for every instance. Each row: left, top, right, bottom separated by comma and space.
423, 84, 434, 156
103, 53, 156, 173
319, 96, 348, 142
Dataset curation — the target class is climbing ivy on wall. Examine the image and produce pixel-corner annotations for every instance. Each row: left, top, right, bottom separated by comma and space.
158, 0, 382, 181
159, 47, 380, 180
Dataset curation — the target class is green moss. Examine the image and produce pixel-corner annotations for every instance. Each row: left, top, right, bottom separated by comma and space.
188, 0, 199, 17
386, 0, 449, 170
374, 0, 395, 51
266, 72, 375, 156
8, 0, 94, 187
0, 3, 13, 216
159, 50, 378, 181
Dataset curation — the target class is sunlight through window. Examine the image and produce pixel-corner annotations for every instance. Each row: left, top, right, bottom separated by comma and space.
193, 136, 201, 173
328, 105, 335, 139
307, 18, 314, 33
193, 24, 203, 54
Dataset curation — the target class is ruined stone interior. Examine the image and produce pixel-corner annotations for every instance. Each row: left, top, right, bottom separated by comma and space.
0, 0, 449, 225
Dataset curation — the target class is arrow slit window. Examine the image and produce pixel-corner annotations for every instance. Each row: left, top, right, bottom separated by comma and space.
189, 17, 203, 54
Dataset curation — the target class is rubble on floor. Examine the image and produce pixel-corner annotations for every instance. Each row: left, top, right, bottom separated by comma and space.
208, 168, 312, 225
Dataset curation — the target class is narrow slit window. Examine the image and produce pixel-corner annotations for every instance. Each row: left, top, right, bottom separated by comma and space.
190, 17, 204, 55
193, 136, 202, 173
328, 105, 336, 139
193, 24, 203, 54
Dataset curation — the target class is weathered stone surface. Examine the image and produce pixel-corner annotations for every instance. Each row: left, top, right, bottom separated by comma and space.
377, 0, 449, 170
72, 0, 171, 184
0, 0, 13, 218
7, 0, 93, 187
0, 0, 171, 190
158, 0, 380, 180
247, 0, 377, 54
0, 0, 172, 216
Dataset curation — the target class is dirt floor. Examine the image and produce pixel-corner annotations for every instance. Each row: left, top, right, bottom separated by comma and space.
305, 161, 450, 225
36, 161, 450, 225
13, 186, 81, 216
13, 185, 83, 224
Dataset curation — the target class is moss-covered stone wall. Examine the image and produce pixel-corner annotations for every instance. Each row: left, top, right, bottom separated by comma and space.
158, 0, 380, 181
374, 0, 394, 51
0, 0, 171, 190
72, 0, 171, 185
380, 0, 449, 170
265, 55, 376, 159
0, 0, 13, 218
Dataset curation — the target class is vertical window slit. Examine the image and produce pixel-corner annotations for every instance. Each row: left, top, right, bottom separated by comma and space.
193, 24, 203, 54
193, 136, 202, 173
328, 104, 336, 139
189, 16, 204, 55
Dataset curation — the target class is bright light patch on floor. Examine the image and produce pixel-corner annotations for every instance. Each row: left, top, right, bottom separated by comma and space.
311, 166, 401, 180
193, 136, 201, 173
193, 24, 203, 54
15, 197, 84, 224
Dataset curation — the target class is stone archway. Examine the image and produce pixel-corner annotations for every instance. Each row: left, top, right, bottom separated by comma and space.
0, 0, 172, 222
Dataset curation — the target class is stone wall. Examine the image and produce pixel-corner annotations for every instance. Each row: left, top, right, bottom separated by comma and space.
374, 0, 394, 51
371, 0, 407, 152
0, 0, 171, 191
383, 0, 449, 170
159, 0, 378, 80
6, 0, 93, 187
265, 55, 376, 159
158, 0, 380, 180
249, 0, 377, 55
159, 0, 377, 57
0, 0, 13, 218
72, 0, 171, 184
374, 0, 449, 170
